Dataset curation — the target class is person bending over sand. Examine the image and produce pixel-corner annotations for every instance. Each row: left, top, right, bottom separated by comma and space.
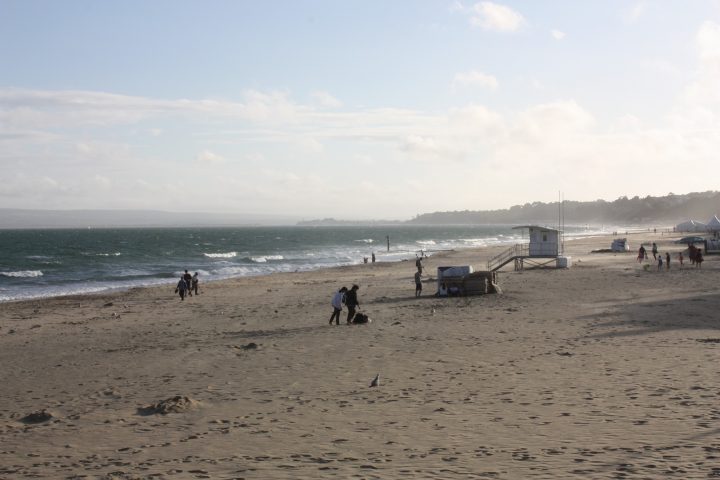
345, 285, 360, 324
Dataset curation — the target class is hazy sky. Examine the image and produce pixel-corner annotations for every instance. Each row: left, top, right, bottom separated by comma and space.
2, 1, 720, 220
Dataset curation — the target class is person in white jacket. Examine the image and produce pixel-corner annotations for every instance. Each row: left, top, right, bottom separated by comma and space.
329, 286, 347, 325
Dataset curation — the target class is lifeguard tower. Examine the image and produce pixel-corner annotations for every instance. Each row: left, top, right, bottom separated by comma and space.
487, 225, 571, 271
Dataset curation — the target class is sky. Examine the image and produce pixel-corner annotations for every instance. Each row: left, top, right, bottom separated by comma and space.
2, 1, 720, 221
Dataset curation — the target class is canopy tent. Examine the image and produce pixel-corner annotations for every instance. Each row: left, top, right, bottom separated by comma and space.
706, 215, 720, 232
675, 220, 707, 232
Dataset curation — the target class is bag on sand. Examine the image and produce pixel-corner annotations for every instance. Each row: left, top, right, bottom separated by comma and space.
352, 313, 371, 324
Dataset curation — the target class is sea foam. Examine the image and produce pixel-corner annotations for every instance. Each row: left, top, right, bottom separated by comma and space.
1, 270, 43, 278
204, 252, 238, 258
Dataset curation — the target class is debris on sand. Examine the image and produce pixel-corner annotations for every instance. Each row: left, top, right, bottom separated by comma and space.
241, 342, 258, 350
21, 409, 53, 424
138, 395, 199, 415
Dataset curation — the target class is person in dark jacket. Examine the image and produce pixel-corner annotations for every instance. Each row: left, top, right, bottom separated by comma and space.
183, 270, 193, 297
175, 276, 188, 301
345, 285, 360, 324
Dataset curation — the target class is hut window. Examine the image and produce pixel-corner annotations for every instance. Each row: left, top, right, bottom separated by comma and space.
543, 233, 547, 242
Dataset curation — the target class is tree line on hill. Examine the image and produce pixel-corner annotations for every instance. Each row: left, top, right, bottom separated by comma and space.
406, 191, 720, 225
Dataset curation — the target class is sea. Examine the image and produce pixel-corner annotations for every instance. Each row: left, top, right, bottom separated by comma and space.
0, 224, 616, 303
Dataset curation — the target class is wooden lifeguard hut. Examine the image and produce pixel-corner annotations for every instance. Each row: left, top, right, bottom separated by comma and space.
487, 225, 571, 271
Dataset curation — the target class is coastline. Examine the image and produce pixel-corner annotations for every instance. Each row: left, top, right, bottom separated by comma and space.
0, 224, 647, 304
2, 230, 720, 478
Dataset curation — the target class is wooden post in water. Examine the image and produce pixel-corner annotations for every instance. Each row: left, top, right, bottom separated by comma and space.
386, 235, 390, 252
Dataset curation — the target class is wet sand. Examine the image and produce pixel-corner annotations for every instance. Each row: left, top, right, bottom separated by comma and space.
1, 231, 719, 479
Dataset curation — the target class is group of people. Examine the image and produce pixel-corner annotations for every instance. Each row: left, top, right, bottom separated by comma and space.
175, 270, 199, 301
329, 284, 361, 325
637, 242, 703, 271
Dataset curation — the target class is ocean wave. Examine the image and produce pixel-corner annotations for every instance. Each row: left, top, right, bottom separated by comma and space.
82, 252, 122, 257
204, 252, 238, 258
1, 270, 44, 278
250, 255, 284, 263
354, 239, 374, 243
417, 240, 437, 246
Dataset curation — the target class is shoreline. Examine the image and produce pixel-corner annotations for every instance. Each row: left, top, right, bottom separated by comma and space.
3, 230, 720, 478
0, 228, 661, 306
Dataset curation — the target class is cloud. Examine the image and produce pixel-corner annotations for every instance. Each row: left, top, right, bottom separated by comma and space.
196, 150, 226, 164
311, 91, 342, 108
93, 175, 111, 189
297, 137, 324, 153
622, 2, 648, 24
452, 70, 499, 89
679, 21, 720, 110
469, 2, 526, 32
551, 29, 566, 40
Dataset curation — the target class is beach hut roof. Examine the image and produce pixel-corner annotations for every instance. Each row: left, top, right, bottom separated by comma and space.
707, 215, 720, 230
512, 225, 562, 233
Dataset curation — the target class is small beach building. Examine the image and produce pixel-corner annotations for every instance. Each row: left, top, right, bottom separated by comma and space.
487, 225, 569, 271
512, 225, 561, 256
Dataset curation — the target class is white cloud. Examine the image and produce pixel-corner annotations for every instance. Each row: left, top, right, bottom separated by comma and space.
311, 91, 342, 108
469, 2, 526, 32
93, 175, 111, 189
452, 70, 499, 89
297, 137, 324, 153
197, 150, 226, 164
679, 21, 720, 111
622, 2, 648, 24
551, 29, 566, 40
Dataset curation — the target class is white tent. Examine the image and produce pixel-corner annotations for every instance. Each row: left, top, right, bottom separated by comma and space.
675, 219, 707, 232
706, 215, 720, 232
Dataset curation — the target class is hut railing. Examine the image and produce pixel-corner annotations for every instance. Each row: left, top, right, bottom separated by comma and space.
487, 243, 528, 271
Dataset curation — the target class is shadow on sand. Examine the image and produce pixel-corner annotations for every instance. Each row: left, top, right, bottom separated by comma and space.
580, 292, 720, 339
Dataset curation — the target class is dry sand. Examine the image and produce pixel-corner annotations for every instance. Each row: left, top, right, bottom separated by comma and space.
1, 232, 719, 479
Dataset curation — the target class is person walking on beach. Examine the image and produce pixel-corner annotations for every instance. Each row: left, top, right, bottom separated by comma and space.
414, 270, 422, 297
637, 245, 646, 263
371, 252, 376, 263
183, 270, 193, 297
191, 272, 199, 295
657, 254, 663, 271
678, 251, 684, 268
345, 285, 360, 324
651, 242, 658, 260
665, 252, 670, 271
696, 249, 704, 268
175, 276, 188, 301
329, 286, 347, 325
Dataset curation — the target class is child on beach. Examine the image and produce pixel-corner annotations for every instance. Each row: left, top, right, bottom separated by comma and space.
665, 252, 670, 271
414, 271, 422, 297
678, 251, 684, 268
329, 287, 347, 325
657, 255, 663, 271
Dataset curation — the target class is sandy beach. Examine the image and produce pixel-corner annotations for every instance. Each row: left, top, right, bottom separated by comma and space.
1, 231, 719, 479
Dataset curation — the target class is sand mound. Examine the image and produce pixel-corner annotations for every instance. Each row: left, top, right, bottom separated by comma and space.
138, 395, 199, 415
21, 409, 53, 424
